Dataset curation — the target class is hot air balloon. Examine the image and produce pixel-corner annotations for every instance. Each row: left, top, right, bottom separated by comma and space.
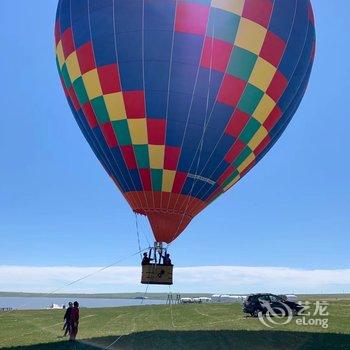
55, 0, 316, 285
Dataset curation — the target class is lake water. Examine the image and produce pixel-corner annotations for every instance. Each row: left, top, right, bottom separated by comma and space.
0, 297, 165, 310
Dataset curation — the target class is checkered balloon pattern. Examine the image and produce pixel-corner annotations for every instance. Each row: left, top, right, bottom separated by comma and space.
55, 0, 316, 243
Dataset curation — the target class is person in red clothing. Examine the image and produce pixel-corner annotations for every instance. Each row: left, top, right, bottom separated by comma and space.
69, 301, 80, 341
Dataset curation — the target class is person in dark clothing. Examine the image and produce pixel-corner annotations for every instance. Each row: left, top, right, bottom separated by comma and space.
163, 253, 172, 266
63, 302, 73, 336
141, 252, 153, 265
69, 301, 80, 341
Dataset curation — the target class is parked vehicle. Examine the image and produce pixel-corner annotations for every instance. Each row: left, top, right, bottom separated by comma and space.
180, 298, 193, 304
243, 293, 303, 317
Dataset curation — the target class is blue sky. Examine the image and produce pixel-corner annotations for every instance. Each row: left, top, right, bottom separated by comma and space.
0, 1, 349, 293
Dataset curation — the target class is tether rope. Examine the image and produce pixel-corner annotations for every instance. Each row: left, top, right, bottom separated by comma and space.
167, 285, 244, 330
135, 213, 143, 258
0, 243, 150, 348
0, 248, 147, 318
102, 274, 153, 349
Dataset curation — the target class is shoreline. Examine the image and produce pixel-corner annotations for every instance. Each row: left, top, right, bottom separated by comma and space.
0, 292, 213, 300
1, 292, 350, 300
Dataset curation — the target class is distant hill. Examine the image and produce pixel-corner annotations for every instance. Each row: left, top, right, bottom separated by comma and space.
1, 291, 350, 301
0, 292, 212, 300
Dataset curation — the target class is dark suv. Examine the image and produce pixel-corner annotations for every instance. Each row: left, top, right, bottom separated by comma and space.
243, 293, 303, 317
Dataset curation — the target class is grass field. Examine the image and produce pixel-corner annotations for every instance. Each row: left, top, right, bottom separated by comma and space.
0, 301, 349, 350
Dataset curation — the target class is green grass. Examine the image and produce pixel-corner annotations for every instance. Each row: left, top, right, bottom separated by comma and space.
0, 302, 349, 350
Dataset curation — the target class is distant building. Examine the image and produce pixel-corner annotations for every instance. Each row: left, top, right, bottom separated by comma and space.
211, 294, 247, 303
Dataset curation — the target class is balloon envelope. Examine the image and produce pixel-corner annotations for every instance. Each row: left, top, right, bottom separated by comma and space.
55, 0, 316, 243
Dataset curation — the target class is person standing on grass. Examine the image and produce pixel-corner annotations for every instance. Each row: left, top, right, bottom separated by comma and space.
69, 301, 80, 341
63, 302, 73, 336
